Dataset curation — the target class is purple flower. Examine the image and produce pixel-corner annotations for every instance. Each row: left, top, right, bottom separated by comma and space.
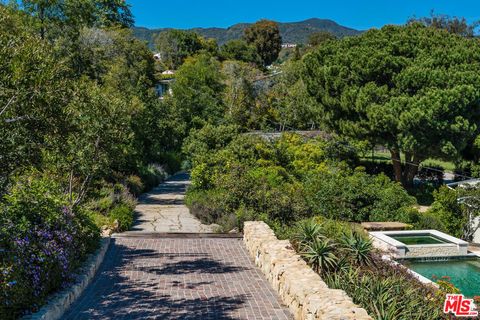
62, 206, 75, 218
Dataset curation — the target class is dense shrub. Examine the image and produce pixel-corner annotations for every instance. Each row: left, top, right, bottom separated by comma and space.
89, 184, 136, 213
125, 175, 144, 196
182, 124, 241, 165
108, 205, 134, 232
303, 168, 416, 222
213, 164, 309, 225
427, 186, 468, 239
187, 167, 309, 231
87, 183, 137, 231
185, 189, 231, 226
323, 264, 446, 320
0, 174, 99, 319
157, 152, 182, 175
138, 163, 167, 192
186, 130, 417, 230
408, 183, 437, 206
407, 210, 446, 232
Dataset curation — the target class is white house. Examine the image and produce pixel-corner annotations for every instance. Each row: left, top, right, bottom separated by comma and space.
155, 70, 175, 99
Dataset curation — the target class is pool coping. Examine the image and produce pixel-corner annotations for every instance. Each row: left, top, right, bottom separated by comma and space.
371, 230, 468, 246
382, 255, 436, 286
370, 230, 469, 258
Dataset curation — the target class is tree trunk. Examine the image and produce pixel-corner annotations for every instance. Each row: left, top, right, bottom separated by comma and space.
39, 6, 45, 40
390, 149, 403, 184
404, 153, 421, 188
390, 150, 422, 188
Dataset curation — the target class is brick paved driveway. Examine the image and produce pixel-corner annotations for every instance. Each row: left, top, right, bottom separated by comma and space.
62, 236, 292, 320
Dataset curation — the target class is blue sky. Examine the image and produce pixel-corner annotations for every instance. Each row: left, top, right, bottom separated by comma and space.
128, 0, 480, 30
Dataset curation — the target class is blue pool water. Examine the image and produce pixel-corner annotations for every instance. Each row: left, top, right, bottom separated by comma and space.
404, 259, 480, 297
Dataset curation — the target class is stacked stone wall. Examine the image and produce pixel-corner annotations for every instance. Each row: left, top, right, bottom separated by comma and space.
243, 221, 372, 320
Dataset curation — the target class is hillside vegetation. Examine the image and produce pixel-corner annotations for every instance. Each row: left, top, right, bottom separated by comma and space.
133, 18, 361, 48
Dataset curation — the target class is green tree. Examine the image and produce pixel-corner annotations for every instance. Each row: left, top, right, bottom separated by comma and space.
408, 12, 478, 37
307, 31, 336, 47
133, 98, 185, 163
0, 4, 158, 198
219, 39, 260, 65
21, 0, 63, 38
171, 54, 225, 128
94, 0, 134, 28
222, 61, 260, 127
292, 46, 302, 61
269, 60, 320, 130
154, 30, 205, 69
243, 19, 282, 66
303, 24, 480, 186
428, 185, 480, 241
0, 6, 70, 190
90, 27, 155, 92
20, 0, 133, 39
42, 78, 138, 205
182, 123, 240, 165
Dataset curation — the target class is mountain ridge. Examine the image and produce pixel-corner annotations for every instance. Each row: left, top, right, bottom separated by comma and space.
132, 18, 362, 48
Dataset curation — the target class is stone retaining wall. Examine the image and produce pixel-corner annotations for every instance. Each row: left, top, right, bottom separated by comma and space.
243, 221, 372, 320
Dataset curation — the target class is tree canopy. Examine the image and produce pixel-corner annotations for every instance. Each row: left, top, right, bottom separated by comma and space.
19, 0, 133, 39
154, 30, 217, 70
243, 19, 282, 66
171, 54, 225, 128
307, 31, 336, 47
303, 24, 480, 186
219, 39, 260, 65
408, 12, 478, 37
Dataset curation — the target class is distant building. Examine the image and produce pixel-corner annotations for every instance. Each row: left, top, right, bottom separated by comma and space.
155, 70, 175, 99
281, 43, 297, 48
161, 70, 175, 75
155, 81, 173, 98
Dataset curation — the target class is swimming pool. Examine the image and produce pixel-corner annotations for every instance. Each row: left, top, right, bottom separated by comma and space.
404, 258, 480, 297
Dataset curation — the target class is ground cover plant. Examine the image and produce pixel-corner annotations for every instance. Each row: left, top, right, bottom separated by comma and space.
291, 218, 454, 320
0, 173, 99, 318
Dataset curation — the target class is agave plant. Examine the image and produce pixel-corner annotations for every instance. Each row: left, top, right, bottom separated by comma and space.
293, 219, 323, 249
335, 255, 351, 273
341, 231, 373, 266
301, 238, 338, 273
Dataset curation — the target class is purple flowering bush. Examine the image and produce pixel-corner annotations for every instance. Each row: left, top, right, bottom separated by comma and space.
86, 183, 137, 231
0, 174, 99, 319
